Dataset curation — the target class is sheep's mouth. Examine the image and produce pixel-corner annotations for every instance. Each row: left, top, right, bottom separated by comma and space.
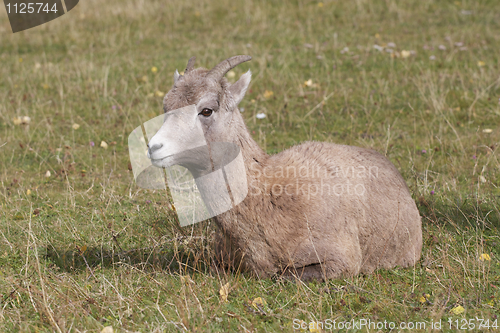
149, 155, 175, 167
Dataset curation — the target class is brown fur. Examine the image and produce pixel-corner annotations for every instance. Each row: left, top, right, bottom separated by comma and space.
159, 56, 422, 281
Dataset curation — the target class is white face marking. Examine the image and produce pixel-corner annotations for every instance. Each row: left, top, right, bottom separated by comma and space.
146, 105, 207, 168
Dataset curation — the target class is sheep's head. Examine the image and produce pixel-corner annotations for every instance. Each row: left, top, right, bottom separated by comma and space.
147, 56, 252, 170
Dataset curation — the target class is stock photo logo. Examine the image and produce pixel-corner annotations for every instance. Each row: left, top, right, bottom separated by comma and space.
128, 105, 248, 227
3, 0, 79, 33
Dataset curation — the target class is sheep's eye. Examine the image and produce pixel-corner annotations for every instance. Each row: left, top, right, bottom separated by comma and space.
199, 108, 213, 117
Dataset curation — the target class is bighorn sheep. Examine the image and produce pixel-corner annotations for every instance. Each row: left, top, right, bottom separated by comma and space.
147, 55, 422, 281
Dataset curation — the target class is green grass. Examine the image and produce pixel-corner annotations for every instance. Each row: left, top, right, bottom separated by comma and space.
1, 0, 500, 331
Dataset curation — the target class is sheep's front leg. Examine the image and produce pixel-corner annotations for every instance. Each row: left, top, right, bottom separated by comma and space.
213, 231, 244, 272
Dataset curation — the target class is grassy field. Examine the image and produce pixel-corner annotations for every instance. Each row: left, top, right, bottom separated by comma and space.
1, 0, 500, 331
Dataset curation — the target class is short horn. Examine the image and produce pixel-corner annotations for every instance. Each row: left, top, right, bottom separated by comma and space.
185, 56, 196, 73
206, 55, 252, 81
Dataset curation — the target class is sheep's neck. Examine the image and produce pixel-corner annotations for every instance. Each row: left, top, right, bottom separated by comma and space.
213, 112, 268, 231
232, 115, 268, 181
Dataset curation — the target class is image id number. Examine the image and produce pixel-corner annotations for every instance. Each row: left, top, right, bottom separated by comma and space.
448, 318, 499, 330
5, 3, 58, 14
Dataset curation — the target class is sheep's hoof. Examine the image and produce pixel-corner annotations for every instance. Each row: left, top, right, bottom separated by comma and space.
276, 264, 328, 282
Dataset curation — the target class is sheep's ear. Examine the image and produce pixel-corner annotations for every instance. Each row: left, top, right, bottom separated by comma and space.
228, 70, 251, 106
173, 69, 181, 84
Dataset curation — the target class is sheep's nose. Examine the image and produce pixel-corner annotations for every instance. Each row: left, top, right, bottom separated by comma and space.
148, 143, 163, 155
